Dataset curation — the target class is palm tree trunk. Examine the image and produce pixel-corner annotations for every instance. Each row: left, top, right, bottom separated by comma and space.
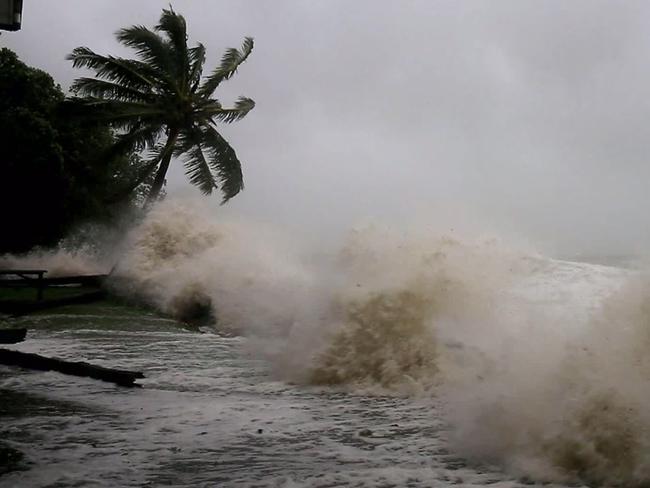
145, 128, 180, 207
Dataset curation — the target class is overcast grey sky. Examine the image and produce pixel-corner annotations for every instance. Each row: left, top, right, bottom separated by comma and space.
4, 0, 650, 256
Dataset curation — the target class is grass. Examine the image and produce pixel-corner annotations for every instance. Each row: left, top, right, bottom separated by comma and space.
0, 284, 196, 333
0, 285, 108, 320
0, 285, 98, 302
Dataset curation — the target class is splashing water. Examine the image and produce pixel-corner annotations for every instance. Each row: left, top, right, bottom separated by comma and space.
445, 263, 650, 486
0, 245, 106, 277
8, 197, 650, 486
309, 288, 440, 389
112, 200, 530, 388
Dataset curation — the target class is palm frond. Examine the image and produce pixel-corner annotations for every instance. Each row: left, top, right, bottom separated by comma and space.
173, 126, 198, 156
190, 99, 222, 124
156, 7, 189, 84
70, 78, 155, 103
178, 131, 218, 195
209, 97, 255, 123
188, 43, 206, 93
67, 47, 157, 91
111, 124, 164, 155
77, 99, 166, 120
201, 124, 244, 202
116, 25, 175, 84
198, 37, 254, 97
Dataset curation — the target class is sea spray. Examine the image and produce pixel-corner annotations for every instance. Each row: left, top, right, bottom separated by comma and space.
7, 197, 650, 486
0, 219, 134, 277
114, 199, 528, 389
306, 230, 526, 391
114, 199, 318, 336
445, 262, 650, 486
309, 288, 440, 388
0, 244, 106, 276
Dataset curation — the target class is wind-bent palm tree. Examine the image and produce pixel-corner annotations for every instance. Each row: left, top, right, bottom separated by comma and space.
67, 7, 254, 205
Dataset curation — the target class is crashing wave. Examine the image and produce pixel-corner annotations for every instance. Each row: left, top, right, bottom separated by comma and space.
9, 197, 650, 485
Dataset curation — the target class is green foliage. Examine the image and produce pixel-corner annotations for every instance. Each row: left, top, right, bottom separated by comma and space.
67, 7, 255, 204
0, 48, 149, 254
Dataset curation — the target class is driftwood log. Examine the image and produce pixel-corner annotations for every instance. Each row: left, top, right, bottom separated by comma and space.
0, 348, 145, 387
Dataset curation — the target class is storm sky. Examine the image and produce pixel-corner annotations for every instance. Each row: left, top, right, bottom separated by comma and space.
4, 0, 650, 256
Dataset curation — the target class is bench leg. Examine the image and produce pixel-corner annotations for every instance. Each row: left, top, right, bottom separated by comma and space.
37, 274, 43, 301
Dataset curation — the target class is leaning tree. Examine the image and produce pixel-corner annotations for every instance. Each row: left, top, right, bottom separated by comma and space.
67, 7, 255, 205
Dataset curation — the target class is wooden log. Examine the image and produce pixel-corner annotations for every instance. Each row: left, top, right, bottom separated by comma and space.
0, 349, 145, 387
0, 328, 26, 344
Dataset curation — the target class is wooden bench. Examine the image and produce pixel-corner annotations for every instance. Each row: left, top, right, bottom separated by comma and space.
0, 269, 47, 300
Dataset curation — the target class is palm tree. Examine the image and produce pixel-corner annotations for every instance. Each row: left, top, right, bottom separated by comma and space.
67, 7, 254, 205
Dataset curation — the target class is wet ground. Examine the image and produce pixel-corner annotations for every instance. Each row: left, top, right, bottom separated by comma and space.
0, 303, 575, 487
